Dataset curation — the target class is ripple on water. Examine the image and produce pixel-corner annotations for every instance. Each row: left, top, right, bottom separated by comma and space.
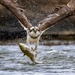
0, 44, 75, 75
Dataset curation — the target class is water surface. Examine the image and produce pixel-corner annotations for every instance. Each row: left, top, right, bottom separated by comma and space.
0, 41, 75, 75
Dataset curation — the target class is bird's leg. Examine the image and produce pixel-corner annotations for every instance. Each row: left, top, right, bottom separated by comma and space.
35, 41, 39, 50
26, 35, 30, 46
26, 38, 32, 50
26, 37, 35, 52
34, 40, 39, 57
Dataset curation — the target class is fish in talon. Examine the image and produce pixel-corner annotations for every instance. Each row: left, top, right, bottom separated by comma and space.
18, 43, 42, 64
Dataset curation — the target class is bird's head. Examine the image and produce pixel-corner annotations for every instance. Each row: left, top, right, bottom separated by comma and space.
28, 26, 41, 39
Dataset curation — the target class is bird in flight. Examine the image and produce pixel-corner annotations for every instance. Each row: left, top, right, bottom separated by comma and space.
0, 0, 73, 53
19, 13, 59, 52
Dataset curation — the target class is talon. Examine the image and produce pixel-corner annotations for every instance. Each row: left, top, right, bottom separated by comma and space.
31, 47, 35, 52
23, 54, 26, 56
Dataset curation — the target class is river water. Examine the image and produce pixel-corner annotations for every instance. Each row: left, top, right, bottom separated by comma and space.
0, 40, 75, 75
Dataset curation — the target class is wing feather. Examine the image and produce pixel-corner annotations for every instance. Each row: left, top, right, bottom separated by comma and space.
37, 5, 73, 31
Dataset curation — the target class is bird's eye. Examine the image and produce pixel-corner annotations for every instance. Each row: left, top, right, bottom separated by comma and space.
29, 30, 32, 32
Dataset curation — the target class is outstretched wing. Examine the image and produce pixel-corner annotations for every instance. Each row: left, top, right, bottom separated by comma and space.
0, 0, 32, 29
0, 0, 75, 31
37, 2, 74, 31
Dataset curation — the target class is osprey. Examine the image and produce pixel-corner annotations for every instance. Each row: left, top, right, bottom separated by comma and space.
0, 0, 73, 63
0, 0, 72, 51
19, 13, 59, 51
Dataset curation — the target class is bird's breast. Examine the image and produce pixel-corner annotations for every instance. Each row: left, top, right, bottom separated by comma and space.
29, 37, 38, 42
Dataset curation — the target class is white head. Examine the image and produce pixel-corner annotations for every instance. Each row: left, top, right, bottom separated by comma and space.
28, 26, 41, 39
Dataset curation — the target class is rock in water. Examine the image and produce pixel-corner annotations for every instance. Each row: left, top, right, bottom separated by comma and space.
18, 43, 42, 64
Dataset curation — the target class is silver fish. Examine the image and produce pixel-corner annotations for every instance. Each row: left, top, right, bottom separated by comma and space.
18, 43, 42, 64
